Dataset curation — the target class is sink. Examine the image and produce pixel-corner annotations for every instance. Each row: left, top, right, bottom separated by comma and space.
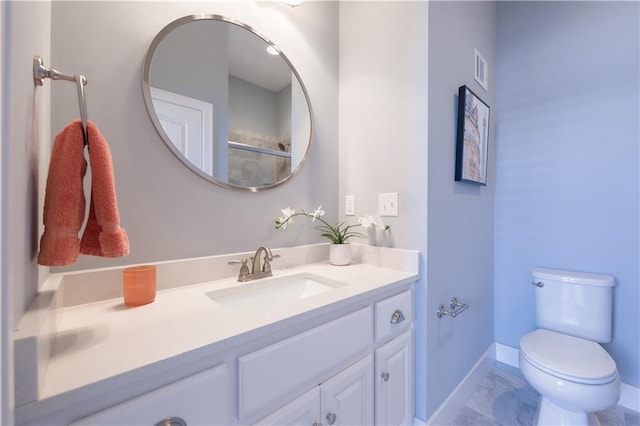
205, 273, 347, 311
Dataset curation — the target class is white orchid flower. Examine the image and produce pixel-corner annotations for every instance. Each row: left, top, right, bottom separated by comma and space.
275, 207, 296, 230
374, 216, 388, 230
358, 215, 376, 228
310, 205, 325, 222
358, 214, 388, 230
277, 215, 288, 229
281, 207, 295, 223
281, 207, 295, 219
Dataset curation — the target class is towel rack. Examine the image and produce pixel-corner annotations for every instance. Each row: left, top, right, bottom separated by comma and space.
33, 56, 89, 145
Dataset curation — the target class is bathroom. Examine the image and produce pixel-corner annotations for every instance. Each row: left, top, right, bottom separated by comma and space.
1, 0, 638, 425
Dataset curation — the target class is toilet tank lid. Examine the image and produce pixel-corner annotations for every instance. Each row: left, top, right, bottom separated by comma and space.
532, 268, 615, 287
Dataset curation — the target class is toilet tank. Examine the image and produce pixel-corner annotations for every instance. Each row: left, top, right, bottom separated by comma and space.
532, 268, 615, 343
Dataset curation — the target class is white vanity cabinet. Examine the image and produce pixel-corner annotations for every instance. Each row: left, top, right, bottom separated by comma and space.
238, 307, 373, 421
71, 365, 229, 426
256, 355, 374, 426
375, 330, 413, 426
373, 290, 414, 426
16, 254, 419, 426
320, 355, 374, 426
254, 289, 414, 426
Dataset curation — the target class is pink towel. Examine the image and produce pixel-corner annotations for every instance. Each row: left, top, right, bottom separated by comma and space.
38, 121, 87, 266
38, 120, 129, 266
79, 122, 129, 257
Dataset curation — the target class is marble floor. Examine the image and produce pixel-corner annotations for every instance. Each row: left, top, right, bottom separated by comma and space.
452, 361, 640, 426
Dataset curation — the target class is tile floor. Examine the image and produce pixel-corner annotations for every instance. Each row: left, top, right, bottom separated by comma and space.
452, 361, 640, 426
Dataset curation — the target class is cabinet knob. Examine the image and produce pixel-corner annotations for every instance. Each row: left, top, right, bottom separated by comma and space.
390, 309, 405, 324
381, 371, 390, 382
154, 417, 187, 426
326, 412, 337, 425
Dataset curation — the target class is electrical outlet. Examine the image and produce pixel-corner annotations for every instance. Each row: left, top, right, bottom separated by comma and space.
379, 192, 399, 217
345, 195, 355, 216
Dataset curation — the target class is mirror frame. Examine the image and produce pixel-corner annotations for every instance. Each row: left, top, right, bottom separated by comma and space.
142, 14, 314, 192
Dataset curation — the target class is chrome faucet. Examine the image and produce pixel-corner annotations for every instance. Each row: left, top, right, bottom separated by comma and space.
251, 246, 274, 276
228, 246, 280, 282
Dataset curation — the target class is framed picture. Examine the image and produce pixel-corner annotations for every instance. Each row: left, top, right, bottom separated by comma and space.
455, 85, 490, 185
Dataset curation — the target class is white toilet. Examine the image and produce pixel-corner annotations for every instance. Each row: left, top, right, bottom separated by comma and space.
519, 268, 621, 426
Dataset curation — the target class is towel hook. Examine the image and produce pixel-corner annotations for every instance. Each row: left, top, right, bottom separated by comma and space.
33, 56, 89, 145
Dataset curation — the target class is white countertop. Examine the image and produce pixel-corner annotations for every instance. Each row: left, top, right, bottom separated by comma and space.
15, 245, 420, 423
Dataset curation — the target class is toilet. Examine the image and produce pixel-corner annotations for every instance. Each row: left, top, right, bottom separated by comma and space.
519, 268, 621, 426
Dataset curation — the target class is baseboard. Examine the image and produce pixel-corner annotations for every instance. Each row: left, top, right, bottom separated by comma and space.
424, 344, 495, 425
413, 416, 427, 426
495, 343, 640, 413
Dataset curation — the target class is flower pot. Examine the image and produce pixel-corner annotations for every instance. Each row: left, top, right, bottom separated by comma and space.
329, 243, 351, 266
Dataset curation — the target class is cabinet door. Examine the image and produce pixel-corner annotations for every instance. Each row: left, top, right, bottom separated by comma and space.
238, 307, 372, 420
375, 330, 413, 426
253, 387, 320, 426
72, 365, 228, 426
320, 355, 373, 426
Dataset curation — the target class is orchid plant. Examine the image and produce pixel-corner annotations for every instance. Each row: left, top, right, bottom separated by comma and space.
275, 206, 389, 244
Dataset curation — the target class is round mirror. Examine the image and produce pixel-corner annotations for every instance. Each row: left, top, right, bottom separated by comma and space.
142, 15, 313, 192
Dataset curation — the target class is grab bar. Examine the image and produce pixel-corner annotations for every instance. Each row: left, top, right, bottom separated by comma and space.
437, 297, 469, 318
33, 56, 89, 145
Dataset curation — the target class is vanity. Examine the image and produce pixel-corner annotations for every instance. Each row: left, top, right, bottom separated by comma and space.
15, 244, 419, 425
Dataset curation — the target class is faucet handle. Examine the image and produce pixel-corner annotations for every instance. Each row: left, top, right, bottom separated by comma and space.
262, 254, 280, 273
228, 258, 250, 281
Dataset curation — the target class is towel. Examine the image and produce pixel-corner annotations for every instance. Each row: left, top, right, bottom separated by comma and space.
38, 120, 129, 266
37, 121, 88, 266
79, 122, 129, 257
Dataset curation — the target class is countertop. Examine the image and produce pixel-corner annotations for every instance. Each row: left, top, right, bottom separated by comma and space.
15, 245, 420, 424
42, 262, 417, 399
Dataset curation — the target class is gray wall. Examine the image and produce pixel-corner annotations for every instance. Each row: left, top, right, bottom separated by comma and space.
3, 1, 53, 422
338, 1, 431, 419
338, 3, 494, 418
494, 1, 640, 387
5, 0, 52, 327
49, 1, 339, 273
151, 19, 228, 108
427, 1, 497, 417
229, 75, 282, 137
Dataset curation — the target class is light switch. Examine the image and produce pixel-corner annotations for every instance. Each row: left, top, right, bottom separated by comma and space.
379, 192, 399, 217
345, 195, 355, 216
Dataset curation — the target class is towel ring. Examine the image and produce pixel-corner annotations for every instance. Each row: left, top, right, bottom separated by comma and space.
33, 56, 89, 145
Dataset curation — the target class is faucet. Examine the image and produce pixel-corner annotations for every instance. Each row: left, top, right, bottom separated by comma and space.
228, 246, 280, 282
251, 246, 274, 276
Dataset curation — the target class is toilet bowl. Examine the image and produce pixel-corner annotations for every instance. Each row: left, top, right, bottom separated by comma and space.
519, 329, 621, 426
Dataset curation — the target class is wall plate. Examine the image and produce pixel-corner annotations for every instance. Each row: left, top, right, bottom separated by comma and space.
345, 195, 355, 216
379, 193, 399, 217
474, 48, 488, 92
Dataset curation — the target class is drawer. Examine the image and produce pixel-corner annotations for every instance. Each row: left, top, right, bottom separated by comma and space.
375, 290, 412, 342
72, 364, 228, 426
238, 307, 373, 420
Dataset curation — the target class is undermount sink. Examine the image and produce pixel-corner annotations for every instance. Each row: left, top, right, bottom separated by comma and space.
206, 273, 347, 311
